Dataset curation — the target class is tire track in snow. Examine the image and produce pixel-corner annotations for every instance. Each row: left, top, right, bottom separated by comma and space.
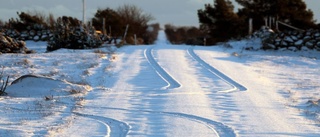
73, 112, 130, 137
11, 101, 235, 136
82, 106, 236, 137
187, 47, 247, 92
164, 112, 236, 137
144, 46, 181, 89
7, 107, 130, 137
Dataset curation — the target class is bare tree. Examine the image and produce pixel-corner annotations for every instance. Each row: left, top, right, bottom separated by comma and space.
116, 4, 154, 44
117, 4, 154, 26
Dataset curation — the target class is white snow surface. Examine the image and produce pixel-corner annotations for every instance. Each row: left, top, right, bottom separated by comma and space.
0, 31, 319, 136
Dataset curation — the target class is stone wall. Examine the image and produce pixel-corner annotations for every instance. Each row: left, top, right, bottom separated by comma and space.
262, 29, 320, 51
1, 23, 104, 52
2, 28, 53, 41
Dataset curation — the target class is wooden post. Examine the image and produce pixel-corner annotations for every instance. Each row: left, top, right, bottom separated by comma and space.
123, 24, 129, 44
249, 18, 253, 35
277, 21, 304, 32
264, 17, 268, 27
272, 17, 275, 28
102, 18, 106, 35
134, 34, 137, 45
269, 16, 272, 28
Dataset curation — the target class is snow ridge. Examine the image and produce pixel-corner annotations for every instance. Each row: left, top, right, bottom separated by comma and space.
80, 106, 236, 137
73, 112, 130, 137
187, 47, 247, 92
144, 46, 181, 89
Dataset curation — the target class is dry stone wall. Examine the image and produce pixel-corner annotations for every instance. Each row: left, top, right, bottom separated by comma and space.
2, 28, 53, 41
1, 23, 104, 52
262, 29, 320, 51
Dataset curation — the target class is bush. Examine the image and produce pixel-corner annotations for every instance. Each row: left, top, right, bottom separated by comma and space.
143, 23, 160, 44
5, 11, 49, 32
47, 16, 102, 51
0, 34, 29, 53
164, 24, 205, 45
0, 20, 4, 29
92, 8, 122, 37
91, 4, 154, 45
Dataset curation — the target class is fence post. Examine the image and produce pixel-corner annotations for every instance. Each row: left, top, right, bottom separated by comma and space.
272, 17, 275, 28
134, 34, 137, 45
249, 18, 253, 35
102, 18, 106, 35
264, 17, 268, 27
123, 24, 129, 44
269, 16, 272, 28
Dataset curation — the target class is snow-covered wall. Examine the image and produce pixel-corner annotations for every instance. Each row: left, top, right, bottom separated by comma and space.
1, 23, 103, 52
2, 28, 53, 41
262, 29, 320, 51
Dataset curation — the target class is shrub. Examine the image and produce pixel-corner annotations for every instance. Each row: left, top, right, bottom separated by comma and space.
0, 19, 3, 29
143, 23, 160, 44
0, 70, 9, 96
91, 4, 154, 45
0, 34, 29, 53
47, 16, 102, 51
6, 11, 49, 32
164, 24, 205, 45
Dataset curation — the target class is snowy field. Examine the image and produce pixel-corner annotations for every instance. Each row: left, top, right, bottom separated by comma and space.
0, 31, 319, 136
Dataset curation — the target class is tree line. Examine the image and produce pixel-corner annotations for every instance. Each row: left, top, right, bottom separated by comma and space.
0, 4, 158, 46
197, 0, 320, 45
1, 1, 319, 46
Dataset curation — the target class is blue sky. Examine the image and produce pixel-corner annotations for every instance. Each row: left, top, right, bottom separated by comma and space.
0, 0, 319, 26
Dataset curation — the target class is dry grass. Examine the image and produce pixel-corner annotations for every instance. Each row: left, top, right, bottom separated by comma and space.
0, 76, 9, 96
16, 58, 31, 66
82, 70, 90, 76
93, 49, 107, 54
70, 89, 81, 94
109, 54, 117, 61
0, 68, 9, 96
93, 50, 108, 59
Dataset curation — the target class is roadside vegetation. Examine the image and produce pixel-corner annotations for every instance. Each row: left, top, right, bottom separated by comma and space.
0, 4, 158, 52
92, 4, 157, 45
0, 69, 9, 96
0, 0, 319, 48
164, 24, 205, 45
196, 0, 319, 45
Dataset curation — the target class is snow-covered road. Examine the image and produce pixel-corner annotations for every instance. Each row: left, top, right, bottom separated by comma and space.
1, 31, 319, 136
75, 31, 239, 136
68, 31, 319, 136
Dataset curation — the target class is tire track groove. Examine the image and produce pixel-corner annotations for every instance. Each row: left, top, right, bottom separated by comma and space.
187, 47, 247, 92
144, 46, 181, 89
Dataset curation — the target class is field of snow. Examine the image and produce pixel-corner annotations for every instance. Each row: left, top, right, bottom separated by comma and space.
0, 31, 319, 136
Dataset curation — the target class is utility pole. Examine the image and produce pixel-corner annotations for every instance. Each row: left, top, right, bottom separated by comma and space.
82, 0, 86, 24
